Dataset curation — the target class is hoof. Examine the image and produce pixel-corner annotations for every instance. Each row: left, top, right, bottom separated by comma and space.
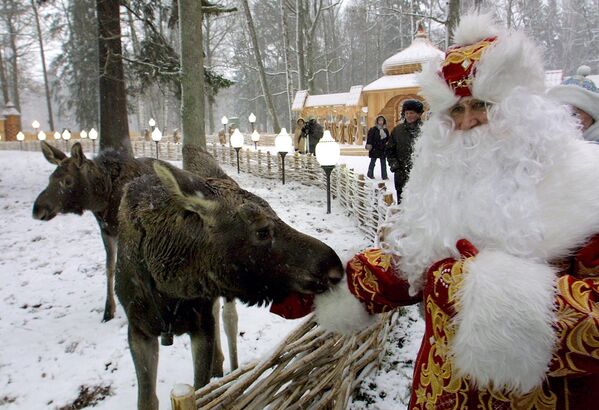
211, 367, 224, 377
102, 312, 114, 322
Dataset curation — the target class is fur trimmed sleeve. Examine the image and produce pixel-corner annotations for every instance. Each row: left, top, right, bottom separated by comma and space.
450, 249, 558, 395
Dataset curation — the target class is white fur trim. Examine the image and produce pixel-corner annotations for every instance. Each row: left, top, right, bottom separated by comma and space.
313, 279, 376, 335
473, 31, 546, 104
547, 85, 599, 123
451, 250, 557, 394
453, 13, 499, 45
535, 142, 599, 258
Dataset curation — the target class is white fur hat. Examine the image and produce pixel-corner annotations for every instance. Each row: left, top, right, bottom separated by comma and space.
547, 66, 599, 122
418, 14, 546, 113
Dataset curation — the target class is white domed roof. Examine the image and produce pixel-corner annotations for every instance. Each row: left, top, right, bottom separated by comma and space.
381, 24, 444, 75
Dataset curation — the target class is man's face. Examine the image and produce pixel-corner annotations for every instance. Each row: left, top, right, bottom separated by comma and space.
404, 110, 420, 124
449, 97, 490, 131
298, 120, 305, 127
572, 107, 594, 132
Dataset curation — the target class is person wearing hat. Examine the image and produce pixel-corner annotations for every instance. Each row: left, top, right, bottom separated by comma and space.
548, 65, 599, 142
385, 100, 424, 202
302, 116, 323, 154
365, 115, 389, 179
294, 118, 307, 153
309, 14, 599, 409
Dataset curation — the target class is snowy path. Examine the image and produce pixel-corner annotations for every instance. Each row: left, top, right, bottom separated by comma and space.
0, 151, 420, 409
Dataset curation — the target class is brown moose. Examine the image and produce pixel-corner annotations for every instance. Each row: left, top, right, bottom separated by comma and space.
116, 163, 344, 410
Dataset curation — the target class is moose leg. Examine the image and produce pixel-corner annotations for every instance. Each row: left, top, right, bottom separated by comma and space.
190, 302, 216, 389
223, 298, 239, 371
100, 230, 117, 322
128, 324, 159, 410
211, 299, 224, 377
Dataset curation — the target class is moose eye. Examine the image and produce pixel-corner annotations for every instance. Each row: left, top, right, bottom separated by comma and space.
255, 227, 271, 242
62, 177, 74, 188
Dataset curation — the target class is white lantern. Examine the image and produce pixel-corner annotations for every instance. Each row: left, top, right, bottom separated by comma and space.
88, 128, 98, 140
248, 113, 256, 124
148, 118, 156, 127
16, 131, 25, 141
221, 115, 229, 125
251, 130, 260, 142
31, 120, 40, 130
230, 129, 244, 148
315, 130, 340, 166
62, 130, 72, 141
151, 128, 163, 142
80, 130, 88, 139
54, 131, 61, 140
37, 131, 46, 141
274, 128, 293, 154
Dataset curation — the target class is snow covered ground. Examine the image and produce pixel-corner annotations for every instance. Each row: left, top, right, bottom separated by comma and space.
0, 150, 421, 409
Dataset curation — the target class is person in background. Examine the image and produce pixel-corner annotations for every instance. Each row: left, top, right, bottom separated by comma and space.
366, 115, 389, 179
294, 118, 307, 153
386, 100, 424, 202
548, 65, 599, 142
302, 117, 324, 154
313, 14, 599, 409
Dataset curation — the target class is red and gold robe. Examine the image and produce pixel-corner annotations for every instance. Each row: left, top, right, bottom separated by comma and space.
346, 237, 599, 409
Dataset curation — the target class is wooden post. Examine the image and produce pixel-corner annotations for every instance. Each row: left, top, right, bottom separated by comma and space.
257, 150, 262, 176
266, 151, 272, 178
383, 193, 394, 207
246, 148, 251, 172
170, 384, 195, 410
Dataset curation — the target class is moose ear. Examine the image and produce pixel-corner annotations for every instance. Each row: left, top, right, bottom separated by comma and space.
70, 143, 86, 167
41, 141, 67, 165
153, 162, 219, 220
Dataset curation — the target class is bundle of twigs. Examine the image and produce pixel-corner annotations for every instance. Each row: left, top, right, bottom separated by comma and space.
190, 312, 395, 410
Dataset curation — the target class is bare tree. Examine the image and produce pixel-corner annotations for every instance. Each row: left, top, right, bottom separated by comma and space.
240, 0, 281, 132
280, 0, 294, 129
31, 0, 54, 130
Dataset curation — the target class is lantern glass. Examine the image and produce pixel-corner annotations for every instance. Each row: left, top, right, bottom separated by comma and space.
230, 129, 244, 148
16, 131, 25, 141
251, 130, 260, 142
62, 130, 71, 140
32, 120, 40, 129
80, 130, 88, 139
315, 130, 340, 166
248, 113, 256, 123
54, 132, 61, 140
274, 128, 293, 154
148, 118, 156, 127
151, 128, 163, 142
221, 115, 229, 125
37, 131, 46, 141
88, 128, 98, 140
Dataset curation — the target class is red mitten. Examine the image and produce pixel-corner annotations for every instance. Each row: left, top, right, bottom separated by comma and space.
270, 292, 315, 319
456, 238, 478, 258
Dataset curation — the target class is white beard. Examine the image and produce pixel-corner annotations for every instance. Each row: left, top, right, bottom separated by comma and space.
379, 90, 599, 295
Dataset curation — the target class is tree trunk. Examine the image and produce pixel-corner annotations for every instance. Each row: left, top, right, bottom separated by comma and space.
204, 16, 215, 134
295, 0, 306, 90
127, 7, 144, 133
31, 0, 54, 131
179, 0, 207, 168
240, 0, 280, 133
280, 0, 293, 129
506, 0, 514, 29
446, 0, 461, 46
7, 17, 20, 111
0, 50, 9, 104
96, 0, 131, 154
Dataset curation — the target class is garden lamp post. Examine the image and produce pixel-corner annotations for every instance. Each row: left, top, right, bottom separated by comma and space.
32, 120, 40, 135
88, 128, 98, 154
251, 130, 260, 150
37, 130, 46, 141
221, 116, 229, 145
152, 128, 162, 159
315, 130, 340, 214
248, 112, 256, 132
274, 128, 293, 185
53, 131, 61, 144
62, 128, 72, 151
230, 129, 244, 174
16, 131, 25, 150
149, 118, 156, 130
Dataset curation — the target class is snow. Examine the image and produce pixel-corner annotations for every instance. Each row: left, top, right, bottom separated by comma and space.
363, 73, 420, 92
381, 36, 444, 75
0, 150, 417, 409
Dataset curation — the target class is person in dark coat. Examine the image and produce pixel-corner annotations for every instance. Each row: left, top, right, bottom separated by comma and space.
302, 117, 324, 154
366, 115, 390, 179
386, 100, 424, 202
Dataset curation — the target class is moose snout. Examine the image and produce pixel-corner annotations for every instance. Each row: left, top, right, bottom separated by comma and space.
32, 201, 56, 221
327, 267, 343, 285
